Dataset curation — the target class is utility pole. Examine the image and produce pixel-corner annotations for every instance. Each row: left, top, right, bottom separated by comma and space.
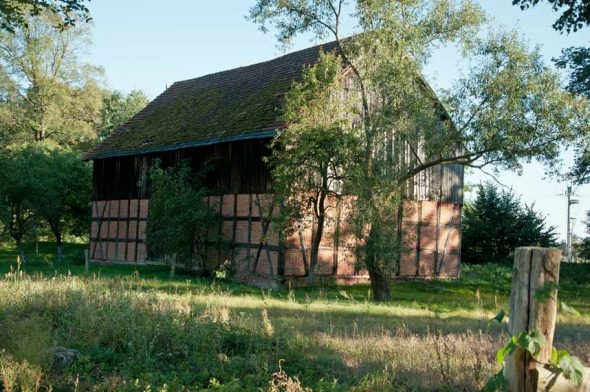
565, 185, 579, 263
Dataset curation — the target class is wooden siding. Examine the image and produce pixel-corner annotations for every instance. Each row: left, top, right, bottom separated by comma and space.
92, 139, 272, 201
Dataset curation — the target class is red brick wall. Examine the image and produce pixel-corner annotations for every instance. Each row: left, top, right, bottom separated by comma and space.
89, 195, 461, 281
89, 199, 149, 263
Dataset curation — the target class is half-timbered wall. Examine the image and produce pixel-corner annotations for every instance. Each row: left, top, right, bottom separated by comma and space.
89, 139, 463, 281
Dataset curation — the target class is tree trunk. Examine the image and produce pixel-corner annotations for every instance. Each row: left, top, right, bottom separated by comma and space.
55, 232, 64, 264
367, 263, 391, 301
308, 212, 325, 286
48, 218, 64, 264
16, 240, 29, 264
365, 226, 392, 301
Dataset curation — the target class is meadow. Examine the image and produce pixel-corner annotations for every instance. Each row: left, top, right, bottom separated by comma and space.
0, 242, 589, 391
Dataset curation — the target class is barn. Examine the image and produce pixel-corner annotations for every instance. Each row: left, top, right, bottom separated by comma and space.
83, 40, 463, 285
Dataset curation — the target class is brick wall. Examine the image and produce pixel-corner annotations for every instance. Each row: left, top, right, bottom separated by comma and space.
89, 195, 461, 281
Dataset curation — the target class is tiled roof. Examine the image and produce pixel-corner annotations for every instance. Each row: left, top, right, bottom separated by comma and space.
84, 40, 340, 160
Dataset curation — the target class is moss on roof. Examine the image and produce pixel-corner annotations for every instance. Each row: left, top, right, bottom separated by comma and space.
84, 41, 340, 160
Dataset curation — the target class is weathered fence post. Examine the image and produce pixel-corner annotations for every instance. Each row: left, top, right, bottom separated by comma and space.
84, 249, 89, 275
505, 247, 590, 392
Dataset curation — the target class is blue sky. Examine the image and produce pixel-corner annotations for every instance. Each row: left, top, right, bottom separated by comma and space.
86, 0, 590, 241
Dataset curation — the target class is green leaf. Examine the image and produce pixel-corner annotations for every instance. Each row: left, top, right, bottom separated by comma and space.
558, 353, 585, 386
490, 308, 507, 324
560, 301, 581, 317
482, 369, 509, 392
497, 337, 517, 364
514, 330, 546, 357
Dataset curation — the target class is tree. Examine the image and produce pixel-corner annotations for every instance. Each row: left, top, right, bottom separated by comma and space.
462, 182, 558, 264
0, 12, 103, 150
27, 143, 91, 262
146, 160, 221, 271
0, 144, 90, 263
98, 90, 149, 140
250, 0, 589, 300
269, 52, 361, 284
512, 1, 590, 184
0, 146, 39, 262
0, 0, 90, 33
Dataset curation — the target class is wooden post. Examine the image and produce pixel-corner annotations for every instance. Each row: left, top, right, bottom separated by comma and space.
504, 247, 590, 392
84, 249, 89, 275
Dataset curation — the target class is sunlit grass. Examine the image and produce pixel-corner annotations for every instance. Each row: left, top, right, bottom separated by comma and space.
0, 242, 588, 391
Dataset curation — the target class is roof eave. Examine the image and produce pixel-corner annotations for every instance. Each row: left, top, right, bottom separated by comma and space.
83, 129, 278, 161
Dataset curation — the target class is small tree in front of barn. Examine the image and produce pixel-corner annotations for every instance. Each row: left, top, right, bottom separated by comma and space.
269, 52, 361, 285
145, 160, 222, 272
250, 0, 590, 300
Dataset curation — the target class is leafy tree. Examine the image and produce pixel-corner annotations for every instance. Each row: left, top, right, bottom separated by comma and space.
462, 182, 558, 264
0, 0, 90, 32
250, 0, 588, 300
27, 143, 91, 262
0, 144, 90, 263
98, 90, 149, 140
0, 12, 103, 150
513, 1, 590, 184
269, 52, 361, 284
0, 146, 39, 262
146, 160, 221, 271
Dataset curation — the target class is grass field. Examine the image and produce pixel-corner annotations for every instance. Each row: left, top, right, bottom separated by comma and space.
0, 241, 589, 391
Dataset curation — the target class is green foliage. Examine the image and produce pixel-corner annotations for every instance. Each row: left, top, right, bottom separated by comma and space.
556, 46, 590, 98
0, 12, 103, 150
98, 89, 149, 140
0, 146, 39, 261
495, 330, 546, 365
0, 0, 90, 33
556, 350, 586, 386
269, 52, 361, 283
0, 144, 90, 262
249, 0, 589, 299
514, 0, 590, 180
462, 182, 558, 264
146, 159, 221, 271
482, 370, 509, 392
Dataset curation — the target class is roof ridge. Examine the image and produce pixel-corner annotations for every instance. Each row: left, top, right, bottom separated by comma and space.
169, 40, 337, 88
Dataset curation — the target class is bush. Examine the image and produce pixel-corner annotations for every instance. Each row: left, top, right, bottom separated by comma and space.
145, 159, 222, 272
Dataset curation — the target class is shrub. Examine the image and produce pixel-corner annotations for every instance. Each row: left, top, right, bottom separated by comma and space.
145, 159, 222, 272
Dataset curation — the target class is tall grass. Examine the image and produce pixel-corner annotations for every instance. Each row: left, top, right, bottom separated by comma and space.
0, 245, 588, 390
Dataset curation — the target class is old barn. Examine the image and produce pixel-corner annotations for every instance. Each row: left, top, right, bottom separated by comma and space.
84, 41, 463, 284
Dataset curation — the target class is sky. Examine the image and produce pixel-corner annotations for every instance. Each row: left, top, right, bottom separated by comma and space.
85, 0, 590, 241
